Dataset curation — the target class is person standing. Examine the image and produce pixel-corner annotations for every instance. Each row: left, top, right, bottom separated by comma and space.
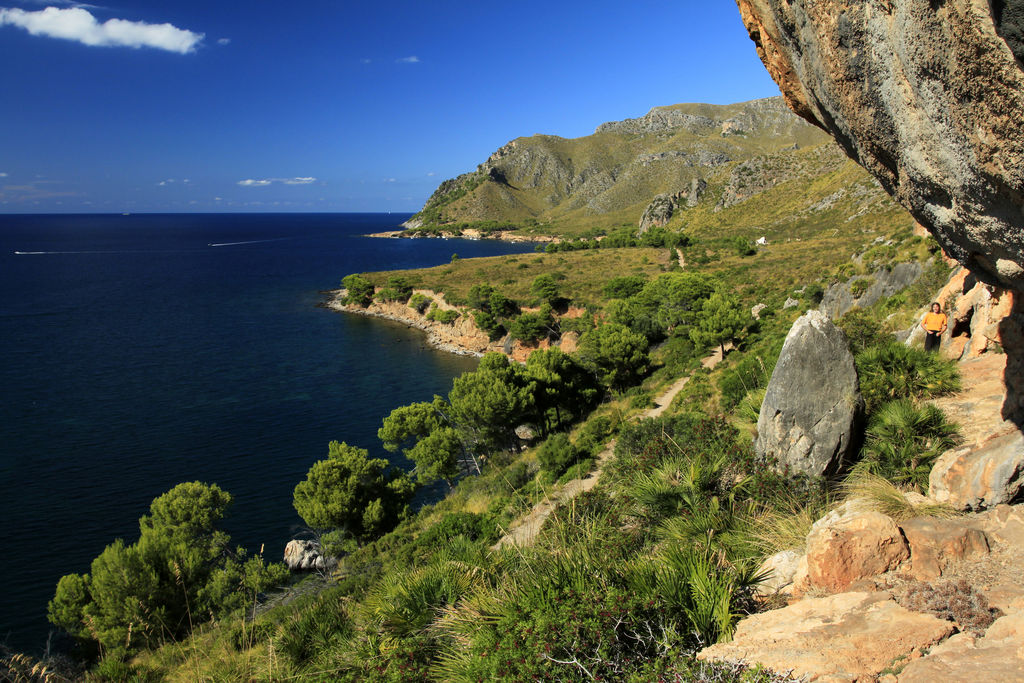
921, 302, 948, 352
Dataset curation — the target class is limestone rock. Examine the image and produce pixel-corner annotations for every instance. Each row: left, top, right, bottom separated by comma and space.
782, 297, 799, 309
736, 0, 1024, 290
284, 539, 336, 572
756, 549, 802, 595
819, 262, 924, 320
755, 311, 864, 476
933, 267, 1017, 360
697, 591, 955, 681
751, 303, 767, 320
898, 612, 1024, 682
900, 516, 989, 581
929, 431, 1024, 511
638, 192, 685, 233
802, 501, 909, 592
686, 177, 707, 207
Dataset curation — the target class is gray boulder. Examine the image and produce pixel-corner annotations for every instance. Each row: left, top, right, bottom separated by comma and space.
755, 310, 864, 476
284, 539, 337, 572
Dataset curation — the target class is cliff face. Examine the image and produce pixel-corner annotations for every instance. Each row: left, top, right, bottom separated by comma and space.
735, 0, 1024, 292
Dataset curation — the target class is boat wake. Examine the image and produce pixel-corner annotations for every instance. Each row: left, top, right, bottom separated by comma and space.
207, 238, 288, 247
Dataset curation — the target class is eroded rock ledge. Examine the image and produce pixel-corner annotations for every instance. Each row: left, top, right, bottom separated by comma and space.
736, 0, 1024, 291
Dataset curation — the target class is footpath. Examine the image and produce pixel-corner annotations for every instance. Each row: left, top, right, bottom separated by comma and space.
494, 347, 725, 549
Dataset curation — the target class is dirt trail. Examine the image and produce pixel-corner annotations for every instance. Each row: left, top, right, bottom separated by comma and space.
493, 347, 725, 550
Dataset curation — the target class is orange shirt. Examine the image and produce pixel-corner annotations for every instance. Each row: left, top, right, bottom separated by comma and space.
923, 311, 947, 332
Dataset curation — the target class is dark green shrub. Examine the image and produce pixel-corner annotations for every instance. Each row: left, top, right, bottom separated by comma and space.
603, 275, 647, 299
860, 399, 959, 490
536, 433, 585, 477
279, 593, 352, 667
425, 305, 459, 324
575, 415, 616, 454
802, 283, 824, 304
341, 274, 374, 307
417, 512, 498, 547
408, 293, 430, 314
837, 308, 887, 354
849, 277, 874, 299
855, 341, 961, 412
376, 275, 413, 303
717, 353, 776, 410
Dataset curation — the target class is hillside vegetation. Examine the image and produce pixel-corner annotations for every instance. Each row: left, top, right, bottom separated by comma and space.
15, 99, 964, 682
404, 97, 901, 237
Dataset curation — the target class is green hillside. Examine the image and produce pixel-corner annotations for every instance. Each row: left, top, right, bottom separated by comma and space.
406, 97, 852, 235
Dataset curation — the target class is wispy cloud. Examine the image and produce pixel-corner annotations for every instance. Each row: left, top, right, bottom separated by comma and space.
396, 55, 419, 64
237, 177, 317, 187
0, 6, 204, 54
0, 172, 7, 178
359, 57, 371, 64
217, 37, 229, 45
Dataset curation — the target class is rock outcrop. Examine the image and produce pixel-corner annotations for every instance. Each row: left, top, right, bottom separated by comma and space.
929, 431, 1024, 511
283, 539, 336, 572
898, 612, 1024, 682
736, 0, 1024, 291
755, 310, 864, 476
697, 591, 956, 681
900, 516, 990, 581
819, 262, 924, 320
801, 501, 909, 593
638, 191, 685, 233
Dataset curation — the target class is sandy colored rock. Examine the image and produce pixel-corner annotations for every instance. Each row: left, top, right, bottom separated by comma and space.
698, 591, 955, 681
898, 612, 1024, 682
899, 516, 989, 581
735, 0, 1024, 291
929, 431, 1024, 511
802, 501, 909, 593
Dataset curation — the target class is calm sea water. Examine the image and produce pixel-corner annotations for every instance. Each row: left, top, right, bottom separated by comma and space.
0, 213, 535, 653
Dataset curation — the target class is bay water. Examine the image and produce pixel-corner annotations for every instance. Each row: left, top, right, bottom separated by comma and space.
0, 213, 535, 653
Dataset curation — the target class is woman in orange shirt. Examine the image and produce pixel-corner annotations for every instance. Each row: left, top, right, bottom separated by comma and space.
921, 302, 948, 352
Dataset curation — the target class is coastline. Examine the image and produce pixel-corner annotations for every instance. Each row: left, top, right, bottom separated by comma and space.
365, 228, 558, 244
326, 289, 579, 361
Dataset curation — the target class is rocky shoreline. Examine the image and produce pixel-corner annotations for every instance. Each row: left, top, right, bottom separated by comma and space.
326, 288, 578, 362
365, 228, 558, 244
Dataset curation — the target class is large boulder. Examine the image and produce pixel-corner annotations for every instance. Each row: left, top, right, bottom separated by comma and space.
697, 591, 955, 681
735, 0, 1024, 291
801, 500, 909, 593
929, 431, 1024, 511
755, 310, 864, 476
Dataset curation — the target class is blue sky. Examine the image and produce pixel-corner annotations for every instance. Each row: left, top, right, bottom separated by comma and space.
0, 1, 781, 213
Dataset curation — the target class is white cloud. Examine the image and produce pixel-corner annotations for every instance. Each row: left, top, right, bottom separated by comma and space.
0, 172, 7, 178
396, 55, 419, 64
0, 6, 204, 54
426, 171, 436, 177
238, 177, 316, 187
217, 37, 229, 45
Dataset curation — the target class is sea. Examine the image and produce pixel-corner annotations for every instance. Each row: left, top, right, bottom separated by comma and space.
0, 213, 537, 654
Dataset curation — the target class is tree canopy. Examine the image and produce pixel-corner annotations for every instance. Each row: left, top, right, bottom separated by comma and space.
577, 323, 650, 392
49, 482, 288, 653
